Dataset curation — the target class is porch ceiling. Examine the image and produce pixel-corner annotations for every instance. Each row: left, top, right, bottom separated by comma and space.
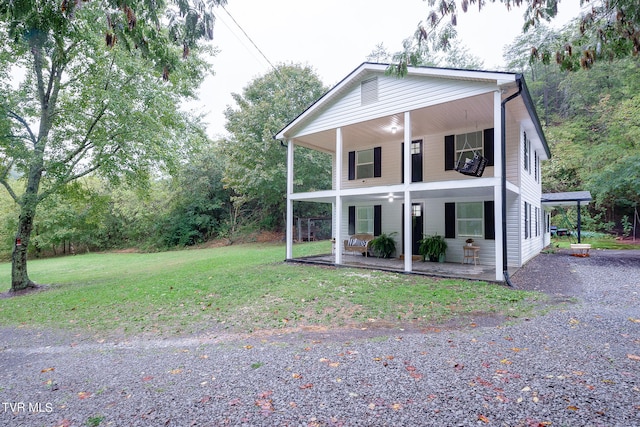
289, 90, 542, 158
292, 93, 496, 153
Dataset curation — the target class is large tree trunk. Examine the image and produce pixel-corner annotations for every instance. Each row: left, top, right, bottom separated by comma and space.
11, 206, 37, 291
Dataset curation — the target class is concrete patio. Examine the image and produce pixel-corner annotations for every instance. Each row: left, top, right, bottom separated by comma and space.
289, 252, 508, 283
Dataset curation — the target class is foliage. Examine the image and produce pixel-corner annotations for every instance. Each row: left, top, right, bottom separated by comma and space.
0, 0, 224, 290
161, 145, 233, 246
419, 234, 448, 261
388, 0, 640, 75
369, 232, 397, 258
221, 64, 331, 230
0, 242, 540, 337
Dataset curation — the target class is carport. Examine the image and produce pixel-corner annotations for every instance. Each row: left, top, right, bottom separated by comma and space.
541, 191, 592, 243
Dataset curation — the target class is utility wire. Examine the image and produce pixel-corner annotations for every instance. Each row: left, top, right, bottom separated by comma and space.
219, 5, 280, 76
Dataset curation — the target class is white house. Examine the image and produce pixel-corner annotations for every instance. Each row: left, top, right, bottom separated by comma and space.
275, 63, 551, 284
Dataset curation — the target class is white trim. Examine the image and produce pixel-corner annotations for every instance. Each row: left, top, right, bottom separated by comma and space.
403, 111, 412, 272
335, 128, 343, 265
286, 141, 294, 260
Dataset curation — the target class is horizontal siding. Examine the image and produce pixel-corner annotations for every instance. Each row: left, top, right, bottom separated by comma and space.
296, 73, 497, 137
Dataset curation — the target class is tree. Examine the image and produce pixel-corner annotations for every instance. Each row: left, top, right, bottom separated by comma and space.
388, 0, 640, 75
162, 145, 232, 246
222, 64, 332, 231
0, 0, 225, 292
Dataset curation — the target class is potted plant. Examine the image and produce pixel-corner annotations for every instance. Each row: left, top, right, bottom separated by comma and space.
419, 234, 448, 262
465, 238, 474, 246
369, 232, 397, 259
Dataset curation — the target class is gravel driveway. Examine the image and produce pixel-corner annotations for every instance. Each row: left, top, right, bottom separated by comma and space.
1, 249, 639, 426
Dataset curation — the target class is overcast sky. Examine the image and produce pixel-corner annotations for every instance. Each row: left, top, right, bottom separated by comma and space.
189, 0, 585, 138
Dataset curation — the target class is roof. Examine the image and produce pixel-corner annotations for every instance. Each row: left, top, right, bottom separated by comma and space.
541, 191, 592, 206
274, 62, 550, 158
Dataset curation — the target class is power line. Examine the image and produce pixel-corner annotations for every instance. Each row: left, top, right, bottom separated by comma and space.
219, 5, 279, 74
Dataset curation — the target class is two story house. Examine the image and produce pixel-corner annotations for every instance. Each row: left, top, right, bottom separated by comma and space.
275, 63, 551, 283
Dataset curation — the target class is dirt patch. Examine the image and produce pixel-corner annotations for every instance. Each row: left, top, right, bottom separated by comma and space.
0, 284, 49, 299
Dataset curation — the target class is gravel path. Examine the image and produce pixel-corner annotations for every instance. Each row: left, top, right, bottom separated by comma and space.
1, 249, 639, 426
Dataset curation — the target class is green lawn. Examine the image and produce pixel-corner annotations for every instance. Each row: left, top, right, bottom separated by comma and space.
0, 242, 542, 338
551, 235, 639, 250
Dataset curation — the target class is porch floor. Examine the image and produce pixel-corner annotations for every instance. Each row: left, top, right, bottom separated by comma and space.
290, 253, 510, 283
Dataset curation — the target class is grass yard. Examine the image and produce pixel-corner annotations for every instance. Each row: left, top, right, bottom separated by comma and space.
0, 242, 542, 338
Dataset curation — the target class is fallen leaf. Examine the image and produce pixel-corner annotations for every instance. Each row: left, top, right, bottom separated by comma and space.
406, 365, 417, 372
289, 402, 297, 408
200, 395, 211, 403
41, 367, 55, 373
142, 376, 154, 381
319, 358, 330, 363
572, 371, 584, 376
373, 357, 382, 362
627, 354, 640, 361
292, 373, 302, 379
567, 405, 579, 411
521, 386, 531, 392
410, 372, 423, 380
628, 318, 640, 323
244, 345, 253, 350
299, 383, 313, 390
368, 403, 376, 410
511, 347, 521, 352
478, 414, 490, 423
569, 318, 580, 325
500, 359, 513, 365
170, 369, 183, 375
391, 403, 402, 411
77, 392, 91, 400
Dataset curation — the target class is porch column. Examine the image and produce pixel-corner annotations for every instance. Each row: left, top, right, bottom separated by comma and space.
403, 111, 412, 272
286, 140, 295, 260
493, 90, 504, 281
335, 127, 343, 265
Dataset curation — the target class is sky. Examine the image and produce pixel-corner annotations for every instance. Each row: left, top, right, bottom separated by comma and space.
190, 0, 586, 138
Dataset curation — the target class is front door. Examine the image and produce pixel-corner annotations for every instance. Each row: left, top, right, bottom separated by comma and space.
401, 140, 424, 183
402, 203, 424, 255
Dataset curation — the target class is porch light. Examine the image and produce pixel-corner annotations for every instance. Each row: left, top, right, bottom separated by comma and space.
391, 126, 397, 134
388, 195, 394, 203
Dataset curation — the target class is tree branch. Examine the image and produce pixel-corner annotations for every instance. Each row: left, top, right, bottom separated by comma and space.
0, 176, 19, 203
7, 110, 38, 147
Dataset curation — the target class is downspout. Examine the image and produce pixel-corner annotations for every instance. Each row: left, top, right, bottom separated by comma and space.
500, 77, 523, 287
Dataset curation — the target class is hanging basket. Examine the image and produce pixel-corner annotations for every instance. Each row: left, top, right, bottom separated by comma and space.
455, 154, 488, 177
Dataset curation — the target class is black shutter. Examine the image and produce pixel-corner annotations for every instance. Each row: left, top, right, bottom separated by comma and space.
374, 205, 382, 236
524, 202, 529, 239
374, 147, 382, 178
445, 203, 455, 238
348, 206, 355, 235
444, 135, 455, 170
401, 143, 404, 183
484, 128, 494, 167
348, 151, 355, 180
484, 201, 495, 240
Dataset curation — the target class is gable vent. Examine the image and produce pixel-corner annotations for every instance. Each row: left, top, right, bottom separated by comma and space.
361, 77, 378, 105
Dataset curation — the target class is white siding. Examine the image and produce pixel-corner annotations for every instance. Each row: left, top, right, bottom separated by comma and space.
296, 73, 497, 138
518, 125, 546, 265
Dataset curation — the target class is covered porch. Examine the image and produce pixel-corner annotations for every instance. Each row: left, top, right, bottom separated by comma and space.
289, 252, 503, 283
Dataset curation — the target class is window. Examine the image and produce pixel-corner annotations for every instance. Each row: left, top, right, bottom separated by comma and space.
457, 202, 484, 238
535, 207, 539, 236
361, 77, 378, 105
348, 147, 381, 180
356, 206, 374, 234
356, 149, 374, 179
455, 131, 483, 166
534, 152, 539, 182
349, 205, 381, 235
444, 129, 494, 171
